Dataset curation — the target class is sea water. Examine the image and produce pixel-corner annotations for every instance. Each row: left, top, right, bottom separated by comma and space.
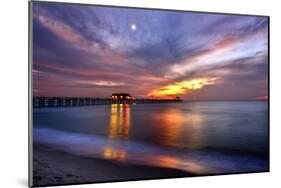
33, 101, 269, 175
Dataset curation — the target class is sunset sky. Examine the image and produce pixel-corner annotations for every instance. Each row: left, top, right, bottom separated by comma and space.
32, 2, 268, 100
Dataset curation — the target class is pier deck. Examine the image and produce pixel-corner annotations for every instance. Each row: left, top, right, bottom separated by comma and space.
33, 97, 182, 108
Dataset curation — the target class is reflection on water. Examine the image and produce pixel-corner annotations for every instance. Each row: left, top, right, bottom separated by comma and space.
34, 102, 268, 174
152, 109, 204, 149
108, 104, 131, 139
152, 109, 184, 147
149, 155, 206, 173
103, 147, 126, 161
105, 105, 208, 167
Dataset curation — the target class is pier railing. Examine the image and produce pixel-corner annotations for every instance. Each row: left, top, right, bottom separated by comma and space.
33, 97, 182, 108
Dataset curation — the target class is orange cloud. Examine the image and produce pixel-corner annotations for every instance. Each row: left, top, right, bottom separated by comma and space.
147, 77, 218, 98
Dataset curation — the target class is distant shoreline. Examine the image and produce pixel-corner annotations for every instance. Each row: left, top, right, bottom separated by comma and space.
182, 100, 268, 102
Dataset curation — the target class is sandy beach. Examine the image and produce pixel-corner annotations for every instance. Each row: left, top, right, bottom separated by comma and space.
33, 144, 192, 187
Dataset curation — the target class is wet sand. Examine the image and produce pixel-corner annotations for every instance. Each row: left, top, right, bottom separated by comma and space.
32, 144, 192, 187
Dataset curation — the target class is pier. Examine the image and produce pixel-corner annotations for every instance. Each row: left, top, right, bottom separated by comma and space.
33, 94, 182, 108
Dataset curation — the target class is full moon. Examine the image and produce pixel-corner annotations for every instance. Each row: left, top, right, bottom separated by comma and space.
131, 24, 137, 31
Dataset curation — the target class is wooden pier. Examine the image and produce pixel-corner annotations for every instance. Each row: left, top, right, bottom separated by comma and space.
33, 94, 182, 108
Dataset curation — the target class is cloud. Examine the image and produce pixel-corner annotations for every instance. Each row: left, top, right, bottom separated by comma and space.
32, 2, 268, 100
147, 77, 218, 98
77, 80, 125, 87
166, 25, 267, 81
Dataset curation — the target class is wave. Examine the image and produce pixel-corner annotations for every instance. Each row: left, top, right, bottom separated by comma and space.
33, 127, 267, 174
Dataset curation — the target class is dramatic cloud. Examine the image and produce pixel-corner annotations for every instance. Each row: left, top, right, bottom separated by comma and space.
147, 78, 218, 98
32, 2, 268, 100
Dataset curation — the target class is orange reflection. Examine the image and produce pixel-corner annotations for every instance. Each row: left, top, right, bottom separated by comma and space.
103, 147, 126, 160
152, 110, 184, 147
152, 110, 204, 149
108, 104, 131, 139
149, 155, 206, 174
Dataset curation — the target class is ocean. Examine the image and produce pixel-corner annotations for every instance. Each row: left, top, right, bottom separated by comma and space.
33, 101, 269, 175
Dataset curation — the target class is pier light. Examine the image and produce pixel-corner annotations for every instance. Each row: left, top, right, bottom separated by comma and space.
111, 93, 134, 105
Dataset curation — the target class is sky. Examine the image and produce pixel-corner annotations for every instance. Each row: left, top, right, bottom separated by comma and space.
32, 2, 268, 100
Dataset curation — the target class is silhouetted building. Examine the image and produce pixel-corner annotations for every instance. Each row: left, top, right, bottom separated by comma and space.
111, 93, 132, 104
175, 96, 182, 102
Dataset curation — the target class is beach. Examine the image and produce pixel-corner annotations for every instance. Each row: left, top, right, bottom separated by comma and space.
33, 143, 191, 187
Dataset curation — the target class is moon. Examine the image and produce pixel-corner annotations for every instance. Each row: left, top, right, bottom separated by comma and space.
131, 24, 137, 31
